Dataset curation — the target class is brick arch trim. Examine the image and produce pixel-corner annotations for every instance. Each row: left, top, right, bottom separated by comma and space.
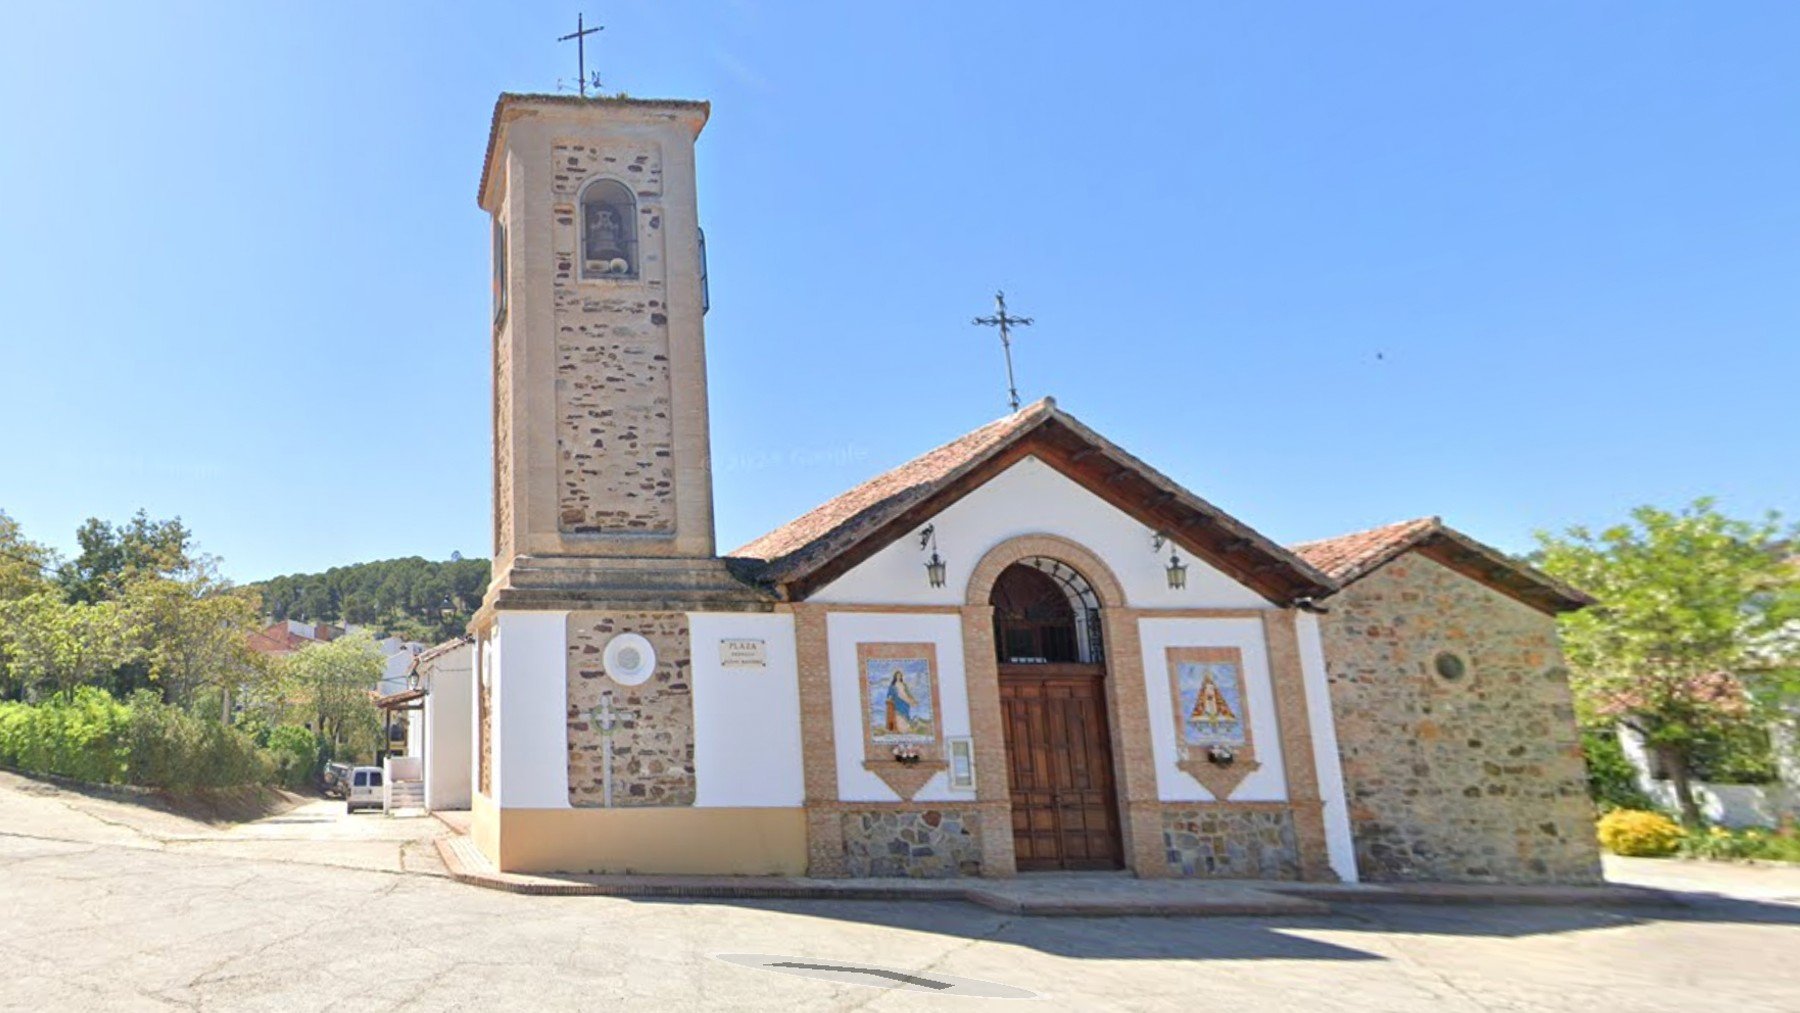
964, 533, 1129, 611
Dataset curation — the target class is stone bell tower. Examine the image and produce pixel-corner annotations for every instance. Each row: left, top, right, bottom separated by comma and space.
477, 94, 756, 612
470, 94, 781, 875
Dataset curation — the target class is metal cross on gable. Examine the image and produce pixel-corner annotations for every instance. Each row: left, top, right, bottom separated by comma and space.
972, 291, 1034, 413
558, 12, 605, 98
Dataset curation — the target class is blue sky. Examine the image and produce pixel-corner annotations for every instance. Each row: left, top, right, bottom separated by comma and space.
1, 2, 1795, 583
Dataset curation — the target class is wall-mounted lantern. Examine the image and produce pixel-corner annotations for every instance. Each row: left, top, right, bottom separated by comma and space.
1151, 532, 1188, 590
920, 524, 947, 588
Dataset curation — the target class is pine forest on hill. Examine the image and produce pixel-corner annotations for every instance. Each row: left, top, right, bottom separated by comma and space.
253, 556, 490, 645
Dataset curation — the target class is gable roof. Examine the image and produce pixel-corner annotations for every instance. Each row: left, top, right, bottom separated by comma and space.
1290, 517, 1592, 615
729, 398, 1336, 605
408, 635, 474, 677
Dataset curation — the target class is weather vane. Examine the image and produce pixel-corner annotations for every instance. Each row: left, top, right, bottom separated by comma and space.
972, 291, 1034, 412
558, 12, 605, 97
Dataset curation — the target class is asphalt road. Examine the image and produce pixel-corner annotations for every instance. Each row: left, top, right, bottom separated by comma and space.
2, 771, 1797, 1012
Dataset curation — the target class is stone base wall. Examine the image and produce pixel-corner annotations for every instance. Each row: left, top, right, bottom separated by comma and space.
568, 611, 695, 807
841, 809, 983, 878
1162, 807, 1302, 879
1319, 553, 1602, 884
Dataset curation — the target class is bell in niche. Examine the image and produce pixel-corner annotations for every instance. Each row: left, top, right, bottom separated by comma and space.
583, 201, 632, 275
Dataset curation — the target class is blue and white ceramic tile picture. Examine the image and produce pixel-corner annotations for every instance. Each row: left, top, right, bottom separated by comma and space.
867, 657, 935, 743
1177, 661, 1247, 748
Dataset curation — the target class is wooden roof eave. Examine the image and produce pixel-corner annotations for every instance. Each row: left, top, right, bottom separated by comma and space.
1412, 531, 1594, 615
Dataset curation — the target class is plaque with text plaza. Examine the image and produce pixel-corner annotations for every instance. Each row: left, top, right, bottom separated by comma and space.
719, 638, 767, 668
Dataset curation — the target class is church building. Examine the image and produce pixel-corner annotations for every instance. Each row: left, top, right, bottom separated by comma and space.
468, 93, 1602, 885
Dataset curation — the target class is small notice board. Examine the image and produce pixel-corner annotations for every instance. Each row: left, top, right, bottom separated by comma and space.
719, 638, 767, 668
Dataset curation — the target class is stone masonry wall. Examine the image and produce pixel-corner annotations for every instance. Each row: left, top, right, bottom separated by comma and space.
551, 141, 675, 535
493, 313, 513, 562
567, 612, 695, 807
1162, 807, 1302, 879
478, 668, 492, 798
1318, 553, 1601, 884
841, 809, 983, 878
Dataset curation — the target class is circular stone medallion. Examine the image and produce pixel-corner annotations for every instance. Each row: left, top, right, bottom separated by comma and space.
603, 633, 657, 686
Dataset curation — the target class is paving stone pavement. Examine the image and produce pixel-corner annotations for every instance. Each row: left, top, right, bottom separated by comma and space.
3, 770, 1799, 1012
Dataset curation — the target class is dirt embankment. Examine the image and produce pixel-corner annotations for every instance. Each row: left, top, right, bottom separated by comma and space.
2, 767, 311, 825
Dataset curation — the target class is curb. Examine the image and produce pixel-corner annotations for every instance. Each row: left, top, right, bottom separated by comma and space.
433, 837, 1333, 916
1267, 883, 1686, 908
434, 836, 1680, 914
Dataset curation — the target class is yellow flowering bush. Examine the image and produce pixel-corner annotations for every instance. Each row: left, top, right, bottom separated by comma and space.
1597, 809, 1684, 857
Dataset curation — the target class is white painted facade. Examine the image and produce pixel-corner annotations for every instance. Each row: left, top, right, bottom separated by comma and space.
474, 448, 1359, 879
690, 612, 805, 807
811, 456, 1270, 610
376, 638, 427, 696
490, 612, 572, 810
1298, 611, 1359, 882
417, 642, 474, 812
825, 611, 977, 803
805, 454, 1356, 877
1137, 616, 1288, 802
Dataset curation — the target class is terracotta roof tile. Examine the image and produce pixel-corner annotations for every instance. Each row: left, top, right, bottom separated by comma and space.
731, 400, 1053, 587
1290, 517, 1441, 584
730, 398, 1333, 604
1291, 518, 1592, 614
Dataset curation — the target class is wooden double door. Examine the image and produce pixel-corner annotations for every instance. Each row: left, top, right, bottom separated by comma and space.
998, 664, 1125, 871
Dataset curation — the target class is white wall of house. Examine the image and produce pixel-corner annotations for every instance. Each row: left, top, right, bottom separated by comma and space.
377, 641, 426, 696
420, 642, 474, 811
1618, 725, 1800, 828
826, 611, 975, 803
690, 612, 805, 807
810, 456, 1273, 610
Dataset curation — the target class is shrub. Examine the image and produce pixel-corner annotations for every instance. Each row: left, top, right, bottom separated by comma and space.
0, 689, 279, 790
1680, 824, 1800, 863
1580, 727, 1655, 811
0, 687, 130, 783
1598, 809, 1684, 857
265, 724, 321, 790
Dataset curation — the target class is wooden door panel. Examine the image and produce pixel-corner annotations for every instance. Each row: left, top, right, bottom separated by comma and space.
999, 668, 1124, 871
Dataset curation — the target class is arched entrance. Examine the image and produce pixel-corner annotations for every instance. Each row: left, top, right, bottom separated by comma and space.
991, 558, 1125, 871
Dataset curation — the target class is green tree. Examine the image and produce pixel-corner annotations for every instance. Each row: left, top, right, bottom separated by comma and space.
122, 575, 269, 717
277, 631, 383, 760
0, 592, 138, 701
58, 511, 196, 604
0, 510, 57, 602
253, 555, 490, 643
1536, 499, 1800, 825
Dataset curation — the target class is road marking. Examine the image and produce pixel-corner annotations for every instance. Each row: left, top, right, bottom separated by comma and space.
715, 953, 1040, 999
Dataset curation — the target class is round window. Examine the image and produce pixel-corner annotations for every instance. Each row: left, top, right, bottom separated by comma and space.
1434, 651, 1467, 681
603, 633, 657, 686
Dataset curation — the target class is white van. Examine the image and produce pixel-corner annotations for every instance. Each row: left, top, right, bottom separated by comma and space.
345, 766, 384, 813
